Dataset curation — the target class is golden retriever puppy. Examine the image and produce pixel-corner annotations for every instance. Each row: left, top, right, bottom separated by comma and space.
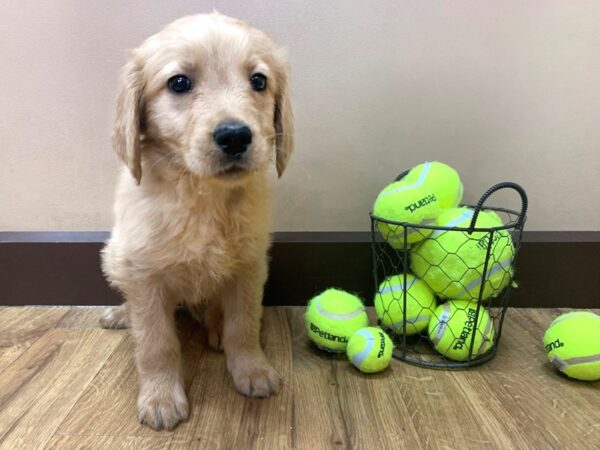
100, 13, 293, 431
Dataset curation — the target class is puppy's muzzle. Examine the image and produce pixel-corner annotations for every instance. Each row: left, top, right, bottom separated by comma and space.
213, 121, 252, 158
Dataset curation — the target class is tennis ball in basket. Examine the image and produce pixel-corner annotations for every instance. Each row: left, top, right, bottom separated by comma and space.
402, 161, 464, 209
374, 274, 437, 335
347, 327, 394, 373
543, 311, 600, 381
428, 300, 495, 361
305, 288, 369, 353
372, 179, 441, 247
411, 207, 515, 301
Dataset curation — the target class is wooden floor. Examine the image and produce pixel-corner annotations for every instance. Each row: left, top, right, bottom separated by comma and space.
0, 307, 599, 449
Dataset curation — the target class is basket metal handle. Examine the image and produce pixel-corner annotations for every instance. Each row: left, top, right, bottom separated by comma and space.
469, 182, 528, 232
394, 170, 410, 182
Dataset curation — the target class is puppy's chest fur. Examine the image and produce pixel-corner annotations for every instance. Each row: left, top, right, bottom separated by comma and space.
106, 174, 270, 302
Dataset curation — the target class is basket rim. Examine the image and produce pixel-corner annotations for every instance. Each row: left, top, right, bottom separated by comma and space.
369, 204, 526, 232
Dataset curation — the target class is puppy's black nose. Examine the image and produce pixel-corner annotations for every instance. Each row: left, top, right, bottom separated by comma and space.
213, 121, 252, 156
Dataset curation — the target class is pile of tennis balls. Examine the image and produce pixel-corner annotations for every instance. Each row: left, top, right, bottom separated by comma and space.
371, 161, 514, 361
305, 161, 515, 370
305, 288, 393, 373
543, 311, 600, 381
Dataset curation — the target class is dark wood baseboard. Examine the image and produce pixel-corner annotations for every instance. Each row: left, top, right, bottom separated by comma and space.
1, 231, 598, 307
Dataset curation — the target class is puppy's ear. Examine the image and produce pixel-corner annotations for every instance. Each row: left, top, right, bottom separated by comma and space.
113, 59, 144, 184
274, 62, 294, 178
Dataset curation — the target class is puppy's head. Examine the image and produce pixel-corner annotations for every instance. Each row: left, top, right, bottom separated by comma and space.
113, 13, 293, 184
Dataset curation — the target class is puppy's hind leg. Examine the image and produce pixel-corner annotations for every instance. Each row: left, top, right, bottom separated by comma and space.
100, 303, 129, 329
203, 301, 224, 352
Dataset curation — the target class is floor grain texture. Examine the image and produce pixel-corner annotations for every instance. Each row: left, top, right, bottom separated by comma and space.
0, 306, 598, 449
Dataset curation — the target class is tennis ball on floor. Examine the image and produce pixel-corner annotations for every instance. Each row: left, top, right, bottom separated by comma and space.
305, 288, 369, 353
347, 327, 394, 373
402, 161, 464, 209
543, 311, 600, 381
428, 300, 495, 361
374, 273, 437, 335
372, 179, 441, 247
411, 207, 515, 301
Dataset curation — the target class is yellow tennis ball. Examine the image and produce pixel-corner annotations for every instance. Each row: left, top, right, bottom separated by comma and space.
372, 179, 441, 247
543, 311, 600, 381
402, 161, 464, 209
374, 273, 437, 335
305, 288, 369, 353
346, 327, 394, 373
428, 300, 495, 361
411, 207, 514, 301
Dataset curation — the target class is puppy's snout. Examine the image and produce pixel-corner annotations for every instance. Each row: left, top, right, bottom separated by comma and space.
213, 121, 252, 157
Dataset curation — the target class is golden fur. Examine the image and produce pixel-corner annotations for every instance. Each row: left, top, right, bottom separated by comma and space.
100, 13, 293, 431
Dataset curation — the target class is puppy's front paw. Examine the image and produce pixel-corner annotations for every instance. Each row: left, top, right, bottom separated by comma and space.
138, 380, 189, 431
229, 355, 280, 398
99, 305, 129, 329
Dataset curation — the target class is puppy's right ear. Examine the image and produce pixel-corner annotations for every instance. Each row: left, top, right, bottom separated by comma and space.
113, 60, 144, 184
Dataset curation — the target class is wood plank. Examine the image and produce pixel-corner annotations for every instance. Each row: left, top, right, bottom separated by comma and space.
54, 333, 148, 437
0, 307, 69, 373
56, 309, 196, 439
0, 306, 598, 449
396, 364, 521, 448
58, 310, 199, 439
54, 306, 107, 329
0, 328, 123, 449
45, 434, 173, 450
295, 308, 423, 449
491, 308, 600, 445
286, 307, 354, 449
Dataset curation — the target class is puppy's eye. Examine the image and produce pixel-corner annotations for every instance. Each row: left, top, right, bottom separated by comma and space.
167, 75, 192, 94
250, 73, 267, 92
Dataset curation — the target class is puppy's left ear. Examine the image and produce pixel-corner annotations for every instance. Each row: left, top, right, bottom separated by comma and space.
274, 61, 294, 178
113, 59, 145, 184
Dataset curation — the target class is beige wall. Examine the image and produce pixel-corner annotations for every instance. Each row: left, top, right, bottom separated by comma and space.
1, 1, 599, 232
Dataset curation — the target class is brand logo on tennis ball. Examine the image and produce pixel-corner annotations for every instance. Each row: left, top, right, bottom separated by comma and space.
476, 231, 503, 251
310, 323, 348, 343
377, 331, 386, 358
404, 194, 437, 214
545, 338, 564, 352
453, 307, 477, 350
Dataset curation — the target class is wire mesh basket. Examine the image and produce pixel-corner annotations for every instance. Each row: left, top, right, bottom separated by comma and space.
370, 173, 528, 368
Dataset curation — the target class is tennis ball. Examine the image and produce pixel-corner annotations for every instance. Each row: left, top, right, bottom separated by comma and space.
374, 273, 437, 335
372, 179, 441, 247
411, 207, 515, 301
428, 300, 495, 361
543, 311, 600, 381
402, 161, 464, 209
347, 327, 394, 373
305, 288, 369, 353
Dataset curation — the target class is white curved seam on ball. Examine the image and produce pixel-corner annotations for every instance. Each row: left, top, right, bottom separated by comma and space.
551, 355, 568, 370
315, 296, 365, 320
351, 330, 375, 367
431, 303, 451, 346
550, 312, 600, 327
453, 182, 464, 207
379, 161, 431, 198
559, 354, 600, 367
377, 278, 417, 295
476, 312, 494, 356
453, 255, 513, 299
430, 210, 474, 238
388, 219, 436, 242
